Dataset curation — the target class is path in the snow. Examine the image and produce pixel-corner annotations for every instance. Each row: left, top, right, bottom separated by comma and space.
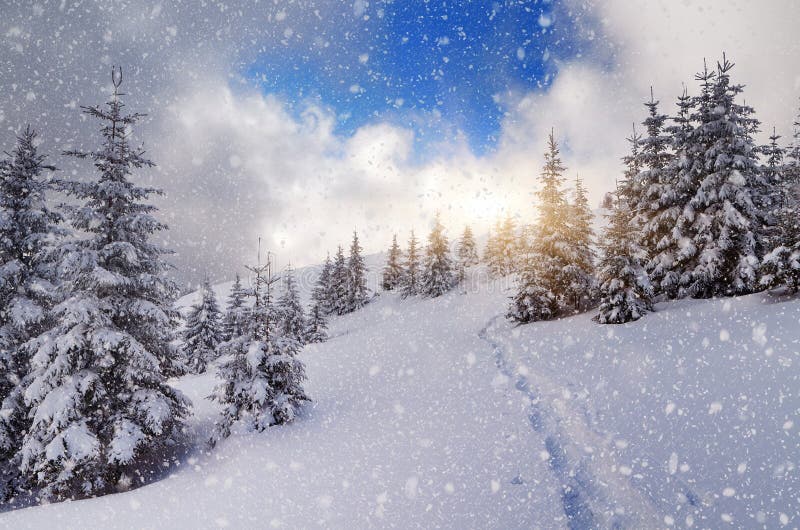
479, 314, 661, 529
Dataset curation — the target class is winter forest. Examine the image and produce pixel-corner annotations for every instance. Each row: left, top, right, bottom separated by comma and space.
1, 1, 799, 529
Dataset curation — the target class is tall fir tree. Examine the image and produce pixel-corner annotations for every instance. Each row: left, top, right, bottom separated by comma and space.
331, 246, 348, 315
346, 231, 369, 312
210, 255, 309, 445
382, 234, 404, 291
18, 70, 189, 500
183, 279, 224, 374
400, 230, 421, 298
421, 214, 455, 297
0, 127, 62, 497
680, 56, 764, 298
311, 254, 334, 316
635, 89, 674, 277
508, 130, 572, 323
277, 266, 306, 345
760, 128, 800, 291
564, 175, 596, 311
758, 129, 788, 250
645, 88, 694, 298
223, 273, 249, 341
786, 102, 800, 193
597, 141, 654, 323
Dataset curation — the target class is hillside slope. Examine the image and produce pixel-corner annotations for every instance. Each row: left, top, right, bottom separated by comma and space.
3, 264, 799, 529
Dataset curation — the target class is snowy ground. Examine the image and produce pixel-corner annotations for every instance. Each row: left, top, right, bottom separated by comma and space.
3, 261, 799, 529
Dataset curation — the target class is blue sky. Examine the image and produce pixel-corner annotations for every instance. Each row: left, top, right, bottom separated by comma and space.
244, 0, 597, 155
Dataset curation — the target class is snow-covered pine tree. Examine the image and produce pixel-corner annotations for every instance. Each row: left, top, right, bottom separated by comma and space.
498, 215, 518, 276
758, 129, 788, 251
210, 255, 309, 445
421, 213, 455, 297
456, 225, 479, 267
760, 204, 800, 292
382, 234, 404, 291
645, 87, 694, 299
331, 246, 348, 315
223, 273, 249, 341
346, 231, 369, 312
303, 301, 328, 344
484, 220, 503, 277
635, 89, 673, 266
508, 130, 571, 323
455, 225, 479, 285
311, 254, 334, 316
680, 56, 764, 298
596, 140, 654, 323
0, 127, 62, 497
786, 102, 800, 192
563, 175, 596, 312
183, 279, 224, 374
400, 230, 421, 298
760, 129, 800, 292
18, 69, 189, 500
277, 265, 306, 344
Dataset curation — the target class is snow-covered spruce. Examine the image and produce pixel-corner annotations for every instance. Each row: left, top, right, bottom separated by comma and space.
331, 246, 348, 315
485, 216, 518, 277
276, 265, 306, 345
303, 301, 328, 344
679, 57, 765, 298
400, 230, 421, 298
210, 260, 309, 445
18, 71, 189, 501
760, 132, 800, 292
564, 174, 596, 311
0, 127, 62, 497
634, 89, 672, 262
456, 225, 479, 267
455, 224, 479, 285
345, 231, 369, 312
643, 88, 693, 299
311, 253, 335, 316
222, 273, 249, 341
757, 128, 787, 252
509, 131, 574, 323
596, 137, 654, 324
382, 234, 404, 291
183, 279, 224, 374
421, 214, 456, 297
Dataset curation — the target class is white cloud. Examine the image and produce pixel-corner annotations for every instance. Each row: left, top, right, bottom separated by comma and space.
151, 0, 800, 275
